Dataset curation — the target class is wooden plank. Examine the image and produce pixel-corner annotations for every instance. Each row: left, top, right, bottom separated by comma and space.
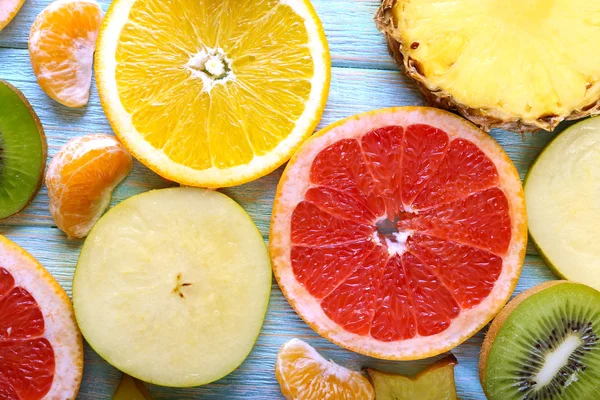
0, 0, 396, 70
0, 226, 559, 399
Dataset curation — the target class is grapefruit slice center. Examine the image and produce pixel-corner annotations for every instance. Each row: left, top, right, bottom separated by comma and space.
0, 267, 55, 400
290, 123, 511, 341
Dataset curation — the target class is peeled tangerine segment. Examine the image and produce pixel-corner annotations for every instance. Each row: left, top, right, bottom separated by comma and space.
46, 134, 132, 239
73, 188, 272, 387
0, 80, 47, 219
275, 339, 375, 400
480, 282, 600, 400
366, 355, 458, 400
526, 117, 600, 291
29, 0, 103, 107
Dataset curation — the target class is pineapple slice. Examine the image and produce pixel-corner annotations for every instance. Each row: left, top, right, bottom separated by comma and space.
376, 0, 600, 133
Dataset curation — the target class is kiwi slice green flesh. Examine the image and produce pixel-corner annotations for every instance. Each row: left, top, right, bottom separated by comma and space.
0, 79, 46, 219
481, 281, 600, 400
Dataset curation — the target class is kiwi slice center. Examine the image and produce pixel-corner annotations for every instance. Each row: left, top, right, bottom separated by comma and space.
524, 321, 597, 396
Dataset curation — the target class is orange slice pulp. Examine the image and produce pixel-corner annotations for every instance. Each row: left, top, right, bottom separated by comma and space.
270, 107, 527, 360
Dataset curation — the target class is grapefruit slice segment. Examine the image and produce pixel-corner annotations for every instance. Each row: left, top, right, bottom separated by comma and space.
270, 107, 527, 360
0, 235, 83, 399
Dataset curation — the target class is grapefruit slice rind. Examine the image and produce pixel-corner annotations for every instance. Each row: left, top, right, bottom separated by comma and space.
270, 107, 527, 360
0, 235, 83, 399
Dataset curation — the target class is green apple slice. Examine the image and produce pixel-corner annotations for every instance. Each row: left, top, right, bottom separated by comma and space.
525, 117, 600, 290
73, 187, 271, 387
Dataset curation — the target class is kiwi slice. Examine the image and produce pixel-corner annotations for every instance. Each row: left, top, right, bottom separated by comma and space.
0, 79, 47, 219
480, 281, 600, 400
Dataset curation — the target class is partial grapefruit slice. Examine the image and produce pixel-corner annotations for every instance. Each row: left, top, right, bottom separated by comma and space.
0, 0, 25, 31
0, 235, 83, 399
270, 107, 527, 360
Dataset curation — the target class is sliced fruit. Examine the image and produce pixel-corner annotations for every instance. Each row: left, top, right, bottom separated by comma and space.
480, 281, 600, 400
0, 235, 83, 399
526, 117, 600, 290
375, 1, 600, 133
113, 375, 153, 400
29, 0, 103, 107
275, 338, 375, 400
270, 107, 527, 360
46, 134, 132, 239
0, 79, 47, 219
366, 355, 458, 400
73, 187, 271, 387
95, 0, 330, 187
0, 0, 25, 31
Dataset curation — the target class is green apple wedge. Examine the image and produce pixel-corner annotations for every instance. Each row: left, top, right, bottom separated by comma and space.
525, 117, 600, 290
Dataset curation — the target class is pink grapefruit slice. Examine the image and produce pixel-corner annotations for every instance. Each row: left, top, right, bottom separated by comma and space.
270, 107, 527, 360
0, 235, 83, 399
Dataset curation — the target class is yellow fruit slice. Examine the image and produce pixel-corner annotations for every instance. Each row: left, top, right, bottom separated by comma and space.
95, 0, 330, 187
275, 339, 375, 400
112, 375, 153, 400
0, 0, 25, 31
0, 235, 83, 399
366, 355, 458, 400
73, 187, 272, 387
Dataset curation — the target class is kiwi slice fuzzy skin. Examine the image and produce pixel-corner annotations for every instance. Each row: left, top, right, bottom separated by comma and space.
0, 79, 47, 219
480, 281, 600, 400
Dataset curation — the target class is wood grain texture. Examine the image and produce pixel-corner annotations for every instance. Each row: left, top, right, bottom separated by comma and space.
0, 0, 563, 399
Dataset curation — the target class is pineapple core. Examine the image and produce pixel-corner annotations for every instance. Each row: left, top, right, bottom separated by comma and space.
392, 0, 600, 123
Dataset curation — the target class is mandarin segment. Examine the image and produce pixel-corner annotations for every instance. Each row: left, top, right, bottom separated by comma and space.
46, 134, 132, 239
29, 0, 103, 107
275, 339, 375, 400
270, 107, 526, 360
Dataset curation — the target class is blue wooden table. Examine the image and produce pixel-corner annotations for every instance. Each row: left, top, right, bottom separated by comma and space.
0, 1, 561, 398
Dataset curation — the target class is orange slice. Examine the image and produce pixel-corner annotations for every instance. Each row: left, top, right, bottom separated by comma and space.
0, 0, 25, 31
0, 235, 83, 399
276, 339, 375, 400
29, 0, 103, 107
95, 0, 330, 187
46, 134, 132, 239
270, 107, 527, 360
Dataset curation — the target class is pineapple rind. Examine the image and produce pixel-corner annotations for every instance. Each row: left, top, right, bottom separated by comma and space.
375, 0, 600, 133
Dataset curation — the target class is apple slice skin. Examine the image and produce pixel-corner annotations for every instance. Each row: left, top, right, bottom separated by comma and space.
0, 79, 47, 219
113, 375, 153, 400
366, 355, 458, 400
